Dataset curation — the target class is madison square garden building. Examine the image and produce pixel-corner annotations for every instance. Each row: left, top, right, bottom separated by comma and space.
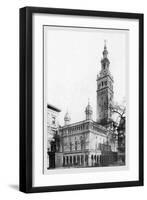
46, 43, 125, 170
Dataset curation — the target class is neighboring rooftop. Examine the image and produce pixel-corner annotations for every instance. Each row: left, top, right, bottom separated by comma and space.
47, 103, 61, 112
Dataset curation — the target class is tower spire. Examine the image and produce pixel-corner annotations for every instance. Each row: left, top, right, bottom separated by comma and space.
103, 40, 108, 58
88, 98, 90, 105
64, 111, 71, 126
104, 40, 107, 49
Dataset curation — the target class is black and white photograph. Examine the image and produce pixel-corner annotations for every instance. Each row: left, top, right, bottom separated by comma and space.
44, 26, 127, 172
19, 7, 143, 193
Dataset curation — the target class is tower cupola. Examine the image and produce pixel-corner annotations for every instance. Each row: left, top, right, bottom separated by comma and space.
85, 99, 93, 120
64, 111, 71, 125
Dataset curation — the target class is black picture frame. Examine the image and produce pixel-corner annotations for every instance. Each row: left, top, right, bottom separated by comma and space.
19, 6, 144, 193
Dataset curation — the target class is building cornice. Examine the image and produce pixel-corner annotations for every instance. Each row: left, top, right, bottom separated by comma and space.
97, 74, 114, 82
96, 86, 114, 94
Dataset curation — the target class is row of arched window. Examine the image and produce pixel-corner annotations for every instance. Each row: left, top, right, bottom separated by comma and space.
68, 137, 85, 152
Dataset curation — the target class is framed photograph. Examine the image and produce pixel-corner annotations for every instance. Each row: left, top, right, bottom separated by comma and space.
19, 7, 144, 193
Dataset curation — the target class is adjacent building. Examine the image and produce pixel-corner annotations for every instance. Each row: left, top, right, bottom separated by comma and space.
46, 104, 61, 169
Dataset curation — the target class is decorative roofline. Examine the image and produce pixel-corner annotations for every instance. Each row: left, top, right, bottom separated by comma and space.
59, 119, 107, 132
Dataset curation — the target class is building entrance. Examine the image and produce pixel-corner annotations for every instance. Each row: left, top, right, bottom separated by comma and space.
48, 152, 55, 168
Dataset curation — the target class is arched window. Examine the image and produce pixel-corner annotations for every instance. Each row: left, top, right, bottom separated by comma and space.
81, 155, 84, 164
73, 156, 76, 164
70, 156, 72, 164
85, 155, 88, 163
80, 136, 84, 151
75, 140, 77, 151
97, 155, 99, 163
70, 142, 72, 151
77, 155, 80, 164
94, 155, 96, 160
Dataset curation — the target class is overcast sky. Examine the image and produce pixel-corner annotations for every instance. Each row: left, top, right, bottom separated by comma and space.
44, 26, 128, 125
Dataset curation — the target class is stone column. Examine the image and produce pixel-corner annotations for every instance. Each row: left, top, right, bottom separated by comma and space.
83, 154, 85, 167
88, 155, 92, 167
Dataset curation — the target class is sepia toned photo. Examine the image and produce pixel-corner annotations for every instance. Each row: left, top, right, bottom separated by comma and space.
43, 26, 128, 172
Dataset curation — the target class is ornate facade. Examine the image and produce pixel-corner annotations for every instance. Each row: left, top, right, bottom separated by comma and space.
58, 114, 117, 168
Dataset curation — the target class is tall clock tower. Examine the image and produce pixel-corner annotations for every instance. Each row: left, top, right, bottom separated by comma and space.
96, 42, 114, 124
